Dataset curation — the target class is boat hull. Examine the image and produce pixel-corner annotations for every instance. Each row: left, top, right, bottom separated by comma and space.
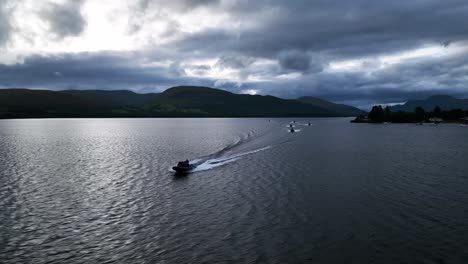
172, 165, 196, 173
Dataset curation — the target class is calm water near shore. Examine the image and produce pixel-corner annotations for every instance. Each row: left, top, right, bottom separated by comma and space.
1, 118, 467, 263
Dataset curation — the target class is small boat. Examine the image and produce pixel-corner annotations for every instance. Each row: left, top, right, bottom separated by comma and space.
290, 128, 295, 133
172, 161, 196, 173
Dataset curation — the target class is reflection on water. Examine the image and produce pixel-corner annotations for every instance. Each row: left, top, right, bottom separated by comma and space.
1, 118, 468, 263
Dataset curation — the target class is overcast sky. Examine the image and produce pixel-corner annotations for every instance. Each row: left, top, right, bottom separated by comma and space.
1, 0, 468, 108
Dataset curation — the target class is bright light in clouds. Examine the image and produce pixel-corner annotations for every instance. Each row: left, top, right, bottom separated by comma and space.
328, 59, 376, 72
379, 46, 450, 67
7, 0, 136, 53
183, 57, 281, 84
241, 89, 258, 95
327, 44, 460, 72
78, 1, 135, 51
276, 72, 302, 80
4, 0, 236, 55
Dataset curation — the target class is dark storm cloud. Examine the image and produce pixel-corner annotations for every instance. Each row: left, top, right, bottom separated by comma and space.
0, 53, 213, 91
277, 50, 323, 73
157, 0, 468, 105
231, 47, 468, 107
39, 0, 87, 38
278, 50, 311, 72
170, 0, 468, 59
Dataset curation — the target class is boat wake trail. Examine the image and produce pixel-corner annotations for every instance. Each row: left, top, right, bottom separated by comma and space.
170, 120, 292, 173
191, 146, 272, 172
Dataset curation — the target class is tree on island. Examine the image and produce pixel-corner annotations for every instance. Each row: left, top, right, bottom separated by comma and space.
384, 106, 391, 117
432, 106, 442, 117
415, 106, 426, 121
368, 105, 385, 123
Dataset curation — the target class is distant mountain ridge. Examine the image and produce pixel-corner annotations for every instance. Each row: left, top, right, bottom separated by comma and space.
0, 86, 364, 118
298, 96, 364, 116
390, 95, 468, 112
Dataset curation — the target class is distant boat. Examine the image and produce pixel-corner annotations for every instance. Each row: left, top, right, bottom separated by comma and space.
172, 161, 196, 173
461, 117, 468, 126
428, 117, 443, 124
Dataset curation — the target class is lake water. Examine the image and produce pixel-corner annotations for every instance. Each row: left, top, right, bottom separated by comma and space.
1, 118, 467, 263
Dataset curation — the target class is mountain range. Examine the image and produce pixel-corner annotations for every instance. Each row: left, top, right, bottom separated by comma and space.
390, 95, 468, 112
0, 86, 365, 118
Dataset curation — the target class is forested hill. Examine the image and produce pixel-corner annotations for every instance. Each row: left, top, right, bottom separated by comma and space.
0, 86, 364, 118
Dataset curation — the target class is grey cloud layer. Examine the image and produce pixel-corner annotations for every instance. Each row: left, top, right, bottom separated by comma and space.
137, 0, 468, 105
1, 0, 468, 108
0, 0, 12, 45
277, 50, 322, 73
2, 49, 464, 109
169, 0, 468, 58
0, 53, 213, 92
39, 0, 87, 38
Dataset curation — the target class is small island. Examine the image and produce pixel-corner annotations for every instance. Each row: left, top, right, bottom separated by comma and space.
352, 105, 468, 124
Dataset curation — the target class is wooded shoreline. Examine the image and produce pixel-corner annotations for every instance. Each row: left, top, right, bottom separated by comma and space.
352, 105, 468, 124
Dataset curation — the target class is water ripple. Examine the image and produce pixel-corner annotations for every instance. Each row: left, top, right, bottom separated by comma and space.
1, 118, 468, 263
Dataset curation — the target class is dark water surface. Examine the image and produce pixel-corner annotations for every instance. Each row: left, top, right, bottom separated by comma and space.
1, 118, 467, 263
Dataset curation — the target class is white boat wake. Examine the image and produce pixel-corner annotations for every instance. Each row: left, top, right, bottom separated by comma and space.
191, 146, 272, 172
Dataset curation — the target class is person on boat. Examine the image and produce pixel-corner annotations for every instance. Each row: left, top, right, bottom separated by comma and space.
177, 159, 190, 167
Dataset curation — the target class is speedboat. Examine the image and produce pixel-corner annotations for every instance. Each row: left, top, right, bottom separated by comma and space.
172, 161, 196, 173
